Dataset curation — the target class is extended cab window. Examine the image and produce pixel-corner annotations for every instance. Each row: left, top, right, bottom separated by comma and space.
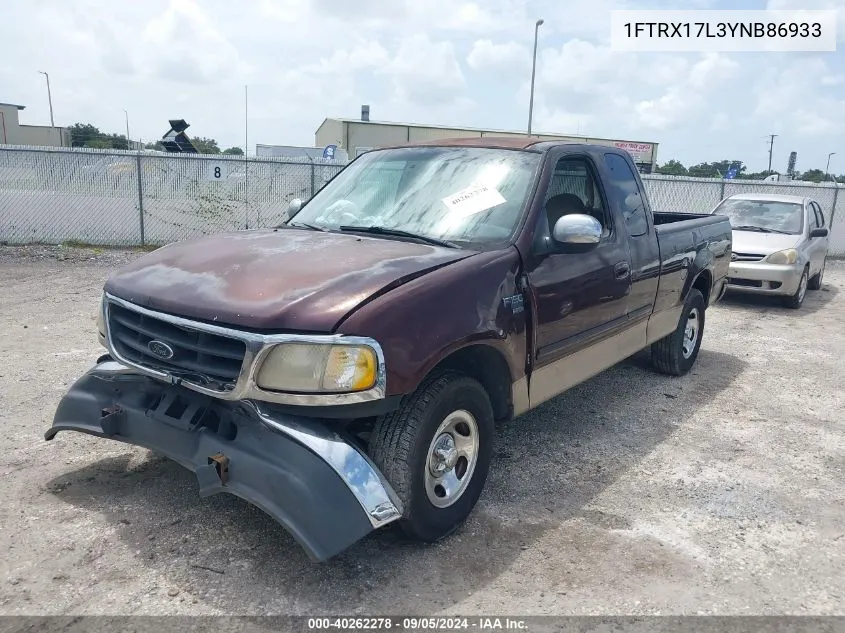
603, 153, 648, 237
544, 158, 610, 237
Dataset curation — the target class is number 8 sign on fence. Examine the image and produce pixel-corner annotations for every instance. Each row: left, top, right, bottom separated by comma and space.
205, 162, 228, 181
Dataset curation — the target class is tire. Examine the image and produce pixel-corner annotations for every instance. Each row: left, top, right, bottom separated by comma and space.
808, 258, 825, 291
784, 266, 809, 309
369, 370, 494, 542
651, 288, 706, 376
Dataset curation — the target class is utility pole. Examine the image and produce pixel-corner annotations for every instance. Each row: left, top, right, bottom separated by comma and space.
527, 18, 544, 136
767, 134, 778, 173
38, 71, 57, 145
124, 110, 131, 150
825, 152, 836, 182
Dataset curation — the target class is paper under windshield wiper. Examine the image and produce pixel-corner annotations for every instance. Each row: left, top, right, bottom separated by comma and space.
732, 225, 791, 234
338, 225, 458, 248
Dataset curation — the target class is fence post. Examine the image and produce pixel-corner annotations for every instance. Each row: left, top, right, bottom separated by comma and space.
135, 151, 145, 245
310, 160, 316, 198
720, 179, 725, 200
831, 182, 839, 229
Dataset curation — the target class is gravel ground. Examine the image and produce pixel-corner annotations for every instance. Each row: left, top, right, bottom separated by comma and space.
0, 244, 843, 616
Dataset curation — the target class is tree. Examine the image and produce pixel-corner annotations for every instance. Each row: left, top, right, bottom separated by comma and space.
797, 169, 828, 183
68, 123, 104, 147
67, 123, 131, 149
656, 159, 688, 176
190, 136, 221, 154
223, 146, 244, 155
738, 170, 776, 181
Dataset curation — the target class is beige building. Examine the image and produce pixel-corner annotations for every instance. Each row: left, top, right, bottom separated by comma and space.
1, 102, 70, 147
315, 110, 659, 173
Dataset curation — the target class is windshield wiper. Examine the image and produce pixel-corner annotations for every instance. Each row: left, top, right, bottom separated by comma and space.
732, 225, 791, 234
288, 221, 328, 232
338, 225, 459, 248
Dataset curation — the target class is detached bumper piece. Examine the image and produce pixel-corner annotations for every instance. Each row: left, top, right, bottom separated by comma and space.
45, 360, 402, 561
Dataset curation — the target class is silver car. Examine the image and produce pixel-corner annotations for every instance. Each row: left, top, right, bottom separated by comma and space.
712, 193, 830, 309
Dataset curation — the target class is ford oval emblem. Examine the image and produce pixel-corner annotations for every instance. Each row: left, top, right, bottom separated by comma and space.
148, 340, 174, 360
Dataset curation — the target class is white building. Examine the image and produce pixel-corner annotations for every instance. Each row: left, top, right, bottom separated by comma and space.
0, 102, 70, 147
315, 108, 659, 173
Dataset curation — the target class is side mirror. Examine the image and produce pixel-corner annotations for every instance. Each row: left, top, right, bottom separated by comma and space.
810, 227, 828, 238
282, 198, 303, 222
552, 214, 603, 252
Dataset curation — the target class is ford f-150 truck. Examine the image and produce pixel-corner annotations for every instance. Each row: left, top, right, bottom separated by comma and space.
47, 138, 732, 561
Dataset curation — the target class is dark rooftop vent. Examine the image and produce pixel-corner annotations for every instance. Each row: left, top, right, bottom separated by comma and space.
160, 119, 198, 153
361, 105, 370, 122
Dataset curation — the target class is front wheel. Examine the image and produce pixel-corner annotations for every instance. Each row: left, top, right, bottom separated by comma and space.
651, 288, 706, 376
808, 258, 825, 291
369, 371, 494, 542
784, 267, 809, 309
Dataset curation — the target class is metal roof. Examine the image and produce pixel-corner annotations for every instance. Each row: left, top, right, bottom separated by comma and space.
0, 103, 25, 110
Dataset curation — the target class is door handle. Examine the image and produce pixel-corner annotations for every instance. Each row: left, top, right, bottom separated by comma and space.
614, 262, 630, 279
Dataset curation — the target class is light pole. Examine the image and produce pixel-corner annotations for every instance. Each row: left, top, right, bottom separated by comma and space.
38, 71, 57, 145
825, 152, 836, 182
527, 18, 544, 136
124, 109, 131, 150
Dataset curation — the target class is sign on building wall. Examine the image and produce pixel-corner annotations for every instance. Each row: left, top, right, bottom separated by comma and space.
613, 142, 653, 163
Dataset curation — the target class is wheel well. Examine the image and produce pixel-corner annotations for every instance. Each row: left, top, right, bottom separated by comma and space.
691, 270, 712, 306
431, 345, 512, 422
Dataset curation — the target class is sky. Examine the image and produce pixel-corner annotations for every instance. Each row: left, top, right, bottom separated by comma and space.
1, 0, 844, 173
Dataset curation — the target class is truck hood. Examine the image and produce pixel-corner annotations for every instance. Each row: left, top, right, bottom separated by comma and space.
731, 229, 801, 255
104, 228, 474, 331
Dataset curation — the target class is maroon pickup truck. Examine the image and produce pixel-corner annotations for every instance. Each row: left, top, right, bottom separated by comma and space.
47, 138, 732, 561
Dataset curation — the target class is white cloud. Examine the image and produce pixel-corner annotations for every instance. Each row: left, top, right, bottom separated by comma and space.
382, 34, 466, 106
467, 40, 528, 71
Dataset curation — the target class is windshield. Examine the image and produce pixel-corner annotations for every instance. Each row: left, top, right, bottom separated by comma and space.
289, 147, 542, 246
713, 199, 804, 235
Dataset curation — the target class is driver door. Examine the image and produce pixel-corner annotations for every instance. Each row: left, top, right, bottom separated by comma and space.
524, 154, 633, 407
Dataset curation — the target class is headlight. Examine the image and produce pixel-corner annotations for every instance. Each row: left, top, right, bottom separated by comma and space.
255, 343, 378, 393
765, 249, 798, 265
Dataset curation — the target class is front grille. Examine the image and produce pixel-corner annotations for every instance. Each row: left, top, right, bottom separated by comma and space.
732, 252, 765, 262
727, 277, 762, 288
107, 302, 246, 390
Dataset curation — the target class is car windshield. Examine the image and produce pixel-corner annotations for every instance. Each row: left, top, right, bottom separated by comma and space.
289, 146, 542, 247
713, 199, 804, 235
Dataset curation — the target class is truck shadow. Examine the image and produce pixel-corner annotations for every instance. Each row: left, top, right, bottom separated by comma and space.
46, 349, 745, 614
718, 283, 837, 316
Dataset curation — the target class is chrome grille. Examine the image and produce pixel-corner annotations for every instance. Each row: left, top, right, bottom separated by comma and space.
731, 252, 765, 262
107, 302, 246, 390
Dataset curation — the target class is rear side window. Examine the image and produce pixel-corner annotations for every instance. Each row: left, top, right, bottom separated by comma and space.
603, 153, 648, 237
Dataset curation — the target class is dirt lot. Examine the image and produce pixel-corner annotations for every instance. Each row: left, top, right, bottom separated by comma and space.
0, 244, 843, 616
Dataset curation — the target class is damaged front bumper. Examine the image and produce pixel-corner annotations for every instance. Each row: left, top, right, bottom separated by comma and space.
45, 358, 402, 561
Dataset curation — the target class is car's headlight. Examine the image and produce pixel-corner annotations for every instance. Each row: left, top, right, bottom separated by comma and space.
765, 249, 798, 265
255, 343, 378, 393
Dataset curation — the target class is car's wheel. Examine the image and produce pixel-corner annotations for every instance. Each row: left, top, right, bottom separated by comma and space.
808, 258, 825, 291
651, 288, 706, 376
369, 370, 494, 542
784, 266, 809, 309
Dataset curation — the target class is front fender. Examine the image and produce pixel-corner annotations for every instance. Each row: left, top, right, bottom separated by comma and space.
336, 248, 527, 398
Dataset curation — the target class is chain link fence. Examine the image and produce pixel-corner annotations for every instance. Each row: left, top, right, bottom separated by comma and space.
1, 146, 844, 256
0, 146, 345, 246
